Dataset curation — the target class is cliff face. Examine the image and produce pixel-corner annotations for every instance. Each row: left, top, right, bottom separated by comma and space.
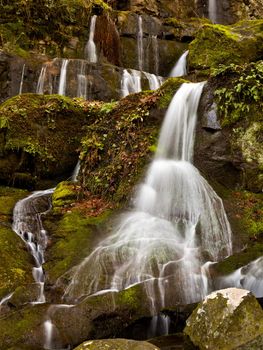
0, 1, 262, 349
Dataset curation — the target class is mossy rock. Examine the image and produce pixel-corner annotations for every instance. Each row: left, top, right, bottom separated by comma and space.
189, 20, 263, 71
184, 288, 263, 350
44, 207, 112, 286
0, 94, 90, 188
79, 80, 187, 205
0, 186, 34, 300
52, 181, 78, 209
73, 339, 160, 350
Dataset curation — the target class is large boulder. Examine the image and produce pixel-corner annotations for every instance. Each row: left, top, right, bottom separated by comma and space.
184, 288, 263, 350
73, 339, 160, 350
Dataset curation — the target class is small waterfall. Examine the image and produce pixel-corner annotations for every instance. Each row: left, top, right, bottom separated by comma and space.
218, 257, 263, 298
63, 82, 232, 309
137, 15, 144, 71
77, 61, 87, 99
0, 292, 13, 308
208, 0, 217, 23
58, 59, 69, 96
152, 35, 159, 75
121, 69, 142, 97
19, 64, 26, 94
36, 65, 47, 94
12, 188, 54, 303
144, 72, 162, 90
71, 160, 80, 182
169, 51, 189, 77
85, 15, 97, 63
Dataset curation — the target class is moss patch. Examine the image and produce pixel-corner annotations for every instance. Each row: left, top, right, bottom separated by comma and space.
189, 20, 263, 71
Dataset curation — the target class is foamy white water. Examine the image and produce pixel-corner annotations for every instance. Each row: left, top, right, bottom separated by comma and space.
58, 59, 69, 95
144, 72, 162, 90
19, 64, 26, 94
63, 82, 232, 307
12, 188, 54, 303
121, 69, 142, 97
169, 51, 189, 77
77, 60, 87, 99
85, 15, 97, 63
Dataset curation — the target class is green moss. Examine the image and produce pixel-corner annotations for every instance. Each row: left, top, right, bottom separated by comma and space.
157, 77, 189, 109
52, 181, 78, 209
189, 20, 263, 71
0, 94, 89, 187
45, 209, 111, 283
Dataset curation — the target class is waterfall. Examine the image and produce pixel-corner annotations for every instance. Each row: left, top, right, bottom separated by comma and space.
36, 65, 47, 94
152, 35, 159, 75
121, 69, 142, 97
19, 64, 26, 94
169, 51, 189, 77
137, 15, 144, 71
85, 15, 97, 63
144, 72, 163, 90
208, 0, 217, 23
63, 82, 232, 308
58, 59, 69, 96
71, 160, 80, 182
77, 61, 87, 99
12, 188, 54, 303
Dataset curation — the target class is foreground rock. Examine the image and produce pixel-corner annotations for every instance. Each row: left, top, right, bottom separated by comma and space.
74, 339, 160, 350
184, 288, 263, 350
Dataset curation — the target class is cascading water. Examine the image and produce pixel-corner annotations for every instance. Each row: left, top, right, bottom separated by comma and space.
58, 59, 69, 96
144, 72, 163, 90
137, 15, 144, 71
36, 65, 47, 94
121, 69, 142, 97
169, 51, 189, 77
77, 61, 87, 100
152, 35, 159, 75
208, 0, 217, 23
63, 83, 232, 311
12, 188, 54, 303
85, 15, 97, 63
19, 64, 26, 94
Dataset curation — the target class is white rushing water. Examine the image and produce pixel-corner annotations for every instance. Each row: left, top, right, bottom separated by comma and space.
137, 15, 144, 71
77, 61, 87, 100
144, 72, 163, 90
58, 59, 69, 96
36, 65, 47, 94
169, 51, 189, 77
19, 64, 26, 94
121, 69, 142, 97
12, 188, 54, 303
208, 0, 217, 23
218, 257, 263, 298
63, 82, 232, 308
85, 15, 97, 63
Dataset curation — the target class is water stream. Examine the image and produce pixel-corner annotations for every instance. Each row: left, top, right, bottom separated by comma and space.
137, 15, 144, 71
63, 83, 232, 309
36, 65, 47, 94
12, 188, 54, 303
58, 59, 69, 96
169, 51, 189, 77
85, 15, 97, 63
19, 64, 26, 94
208, 0, 218, 23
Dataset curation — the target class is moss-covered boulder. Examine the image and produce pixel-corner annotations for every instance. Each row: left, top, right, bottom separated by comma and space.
184, 288, 263, 350
189, 20, 263, 71
73, 339, 160, 350
0, 94, 90, 188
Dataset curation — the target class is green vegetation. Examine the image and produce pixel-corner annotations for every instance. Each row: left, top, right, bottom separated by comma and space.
213, 61, 263, 126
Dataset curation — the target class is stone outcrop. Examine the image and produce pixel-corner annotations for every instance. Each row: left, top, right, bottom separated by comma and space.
184, 288, 263, 349
73, 339, 160, 350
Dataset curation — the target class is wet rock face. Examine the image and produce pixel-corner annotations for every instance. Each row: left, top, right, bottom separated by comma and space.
184, 288, 263, 350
